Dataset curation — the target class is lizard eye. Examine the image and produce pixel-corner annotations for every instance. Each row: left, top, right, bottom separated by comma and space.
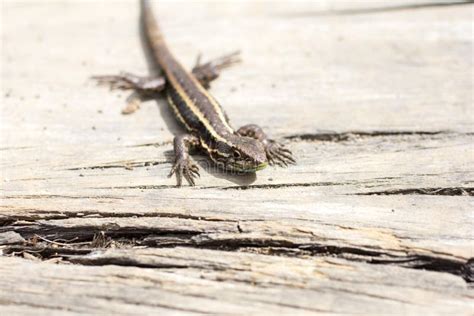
233, 151, 241, 159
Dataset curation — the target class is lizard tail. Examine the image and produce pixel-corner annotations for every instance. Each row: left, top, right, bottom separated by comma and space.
140, 0, 171, 65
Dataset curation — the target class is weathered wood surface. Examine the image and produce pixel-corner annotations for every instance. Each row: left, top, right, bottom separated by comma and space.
1, 0, 473, 315
1, 250, 473, 315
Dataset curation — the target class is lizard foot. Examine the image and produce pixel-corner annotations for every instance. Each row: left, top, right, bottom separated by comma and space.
265, 140, 296, 167
92, 72, 165, 91
168, 158, 200, 186
192, 51, 241, 88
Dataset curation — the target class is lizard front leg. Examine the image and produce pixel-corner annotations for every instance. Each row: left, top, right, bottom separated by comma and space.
168, 134, 200, 186
92, 73, 166, 114
237, 124, 295, 167
192, 51, 241, 89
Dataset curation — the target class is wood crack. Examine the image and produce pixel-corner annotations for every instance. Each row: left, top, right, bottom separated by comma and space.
2, 222, 472, 283
99, 181, 352, 191
284, 130, 450, 142
355, 187, 473, 196
66, 159, 168, 171
2, 194, 125, 200
283, 1, 473, 17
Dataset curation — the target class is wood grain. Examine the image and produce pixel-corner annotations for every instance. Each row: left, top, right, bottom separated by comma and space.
1, 250, 473, 315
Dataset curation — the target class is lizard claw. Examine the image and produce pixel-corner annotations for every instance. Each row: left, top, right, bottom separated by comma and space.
265, 140, 295, 167
168, 158, 200, 186
92, 73, 136, 90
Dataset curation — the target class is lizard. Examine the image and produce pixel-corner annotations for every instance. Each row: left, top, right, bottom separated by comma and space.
93, 0, 295, 186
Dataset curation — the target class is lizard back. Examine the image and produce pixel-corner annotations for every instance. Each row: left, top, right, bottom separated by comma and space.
141, 0, 235, 148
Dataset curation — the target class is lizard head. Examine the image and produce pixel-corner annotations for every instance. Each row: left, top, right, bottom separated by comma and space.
210, 136, 268, 173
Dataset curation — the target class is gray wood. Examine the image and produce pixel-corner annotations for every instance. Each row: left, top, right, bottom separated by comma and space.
0, 232, 25, 245
1, 0, 473, 315
1, 249, 473, 315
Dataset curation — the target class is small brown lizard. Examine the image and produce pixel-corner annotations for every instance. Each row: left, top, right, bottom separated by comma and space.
94, 0, 295, 186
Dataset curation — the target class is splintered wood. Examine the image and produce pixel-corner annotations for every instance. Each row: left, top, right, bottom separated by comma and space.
1, 1, 473, 315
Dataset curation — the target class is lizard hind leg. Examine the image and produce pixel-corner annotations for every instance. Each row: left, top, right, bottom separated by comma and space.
192, 51, 241, 88
92, 72, 165, 91
92, 72, 166, 114
121, 91, 151, 115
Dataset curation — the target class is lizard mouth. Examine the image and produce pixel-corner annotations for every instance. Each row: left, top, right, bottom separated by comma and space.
227, 161, 268, 173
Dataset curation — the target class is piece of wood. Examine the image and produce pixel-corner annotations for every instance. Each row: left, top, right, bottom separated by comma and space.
0, 232, 25, 245
1, 0, 472, 314
1, 249, 473, 315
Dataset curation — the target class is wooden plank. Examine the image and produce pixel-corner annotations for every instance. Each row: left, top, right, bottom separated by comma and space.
1, 249, 472, 315
1, 192, 472, 281
1, 1, 472, 150
1, 0, 473, 314
1, 134, 472, 272
2, 132, 472, 192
